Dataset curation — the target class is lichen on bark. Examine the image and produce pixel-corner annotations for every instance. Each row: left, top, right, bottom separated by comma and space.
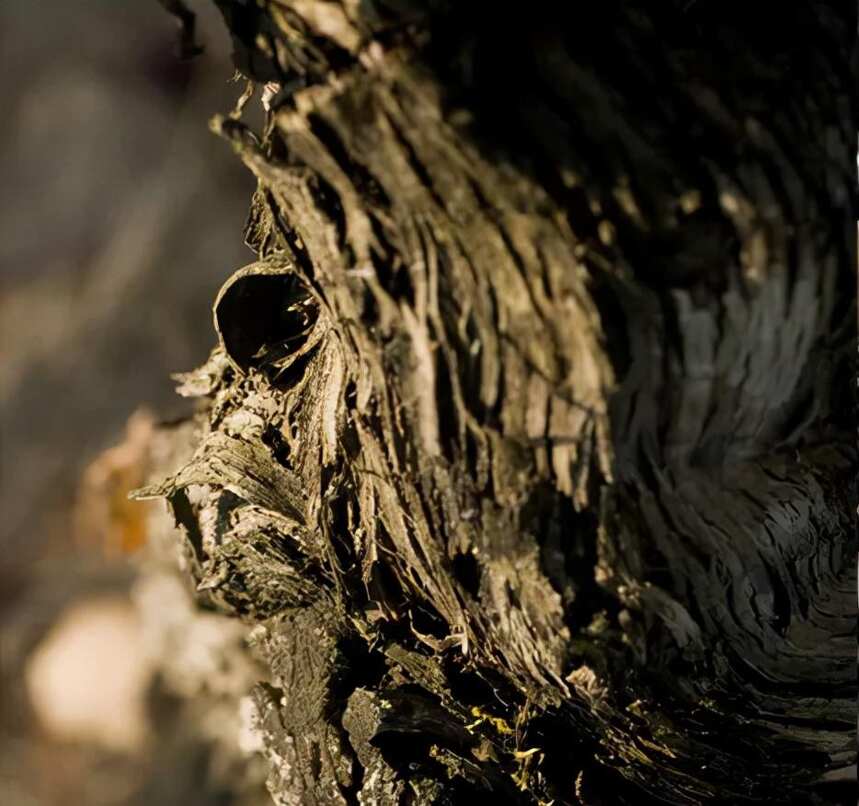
137, 2, 856, 803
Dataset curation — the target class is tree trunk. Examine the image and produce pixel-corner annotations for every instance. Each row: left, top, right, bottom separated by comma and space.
142, 2, 856, 803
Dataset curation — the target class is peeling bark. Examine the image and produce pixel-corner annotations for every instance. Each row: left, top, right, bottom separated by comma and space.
140, 2, 856, 803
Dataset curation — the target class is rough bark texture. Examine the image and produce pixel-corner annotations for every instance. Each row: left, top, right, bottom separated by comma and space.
139, 2, 856, 803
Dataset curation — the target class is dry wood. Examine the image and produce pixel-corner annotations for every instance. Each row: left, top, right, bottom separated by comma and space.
140, 2, 857, 803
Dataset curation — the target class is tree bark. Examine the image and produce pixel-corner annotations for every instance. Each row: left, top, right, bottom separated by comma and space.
141, 2, 856, 803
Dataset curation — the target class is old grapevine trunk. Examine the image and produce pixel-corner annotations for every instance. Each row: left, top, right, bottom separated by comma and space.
142, 1, 856, 803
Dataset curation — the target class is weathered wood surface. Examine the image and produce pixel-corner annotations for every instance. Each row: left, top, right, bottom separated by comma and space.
142, 2, 857, 803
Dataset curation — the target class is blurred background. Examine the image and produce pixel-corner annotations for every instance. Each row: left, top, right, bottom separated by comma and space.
1, 3, 269, 804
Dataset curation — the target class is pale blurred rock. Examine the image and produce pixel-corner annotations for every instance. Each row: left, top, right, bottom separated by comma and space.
25, 596, 153, 752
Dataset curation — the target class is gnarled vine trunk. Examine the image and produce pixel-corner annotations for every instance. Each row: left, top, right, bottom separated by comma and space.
142, 2, 856, 803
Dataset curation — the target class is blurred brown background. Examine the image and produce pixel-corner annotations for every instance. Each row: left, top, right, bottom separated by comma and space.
0, 3, 266, 804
